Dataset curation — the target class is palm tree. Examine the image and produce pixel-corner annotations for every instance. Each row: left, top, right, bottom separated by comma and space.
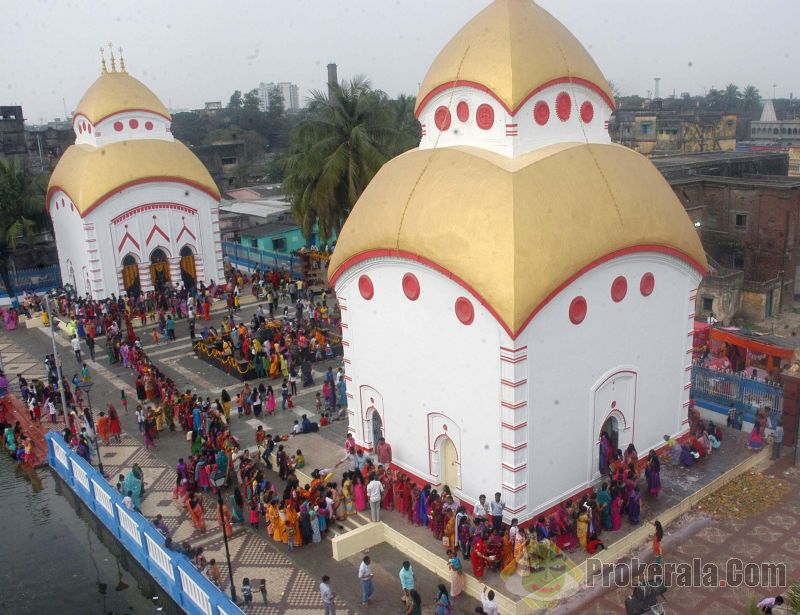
282, 77, 394, 242
387, 94, 422, 157
722, 83, 741, 113
0, 159, 47, 298
741, 85, 761, 116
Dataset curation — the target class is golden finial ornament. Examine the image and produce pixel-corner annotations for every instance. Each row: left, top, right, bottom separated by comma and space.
118, 47, 126, 72
108, 42, 117, 72
100, 47, 107, 73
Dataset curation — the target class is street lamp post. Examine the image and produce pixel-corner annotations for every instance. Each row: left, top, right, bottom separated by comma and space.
211, 471, 237, 603
77, 380, 105, 477
44, 296, 70, 424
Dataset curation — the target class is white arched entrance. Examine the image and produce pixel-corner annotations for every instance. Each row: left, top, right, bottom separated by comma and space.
428, 413, 462, 490
590, 369, 637, 482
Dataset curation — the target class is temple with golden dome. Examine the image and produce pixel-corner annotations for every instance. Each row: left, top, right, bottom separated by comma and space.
48, 47, 223, 298
329, 0, 707, 521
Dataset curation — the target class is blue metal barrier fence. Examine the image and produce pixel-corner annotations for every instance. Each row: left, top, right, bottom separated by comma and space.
45, 432, 244, 615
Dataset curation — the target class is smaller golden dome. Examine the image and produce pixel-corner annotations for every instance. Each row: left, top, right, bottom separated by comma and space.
74, 70, 171, 124
48, 140, 219, 217
415, 0, 614, 115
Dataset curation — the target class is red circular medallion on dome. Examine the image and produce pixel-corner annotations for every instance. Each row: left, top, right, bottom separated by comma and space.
476, 104, 494, 130
454, 297, 474, 325
434, 106, 452, 131
580, 101, 594, 123
129, 119, 139, 129
113, 121, 123, 132
555, 92, 572, 122
534, 101, 550, 125
145, 121, 154, 131
358, 275, 374, 300
402, 273, 420, 301
456, 101, 469, 122
640, 272, 655, 296
611, 276, 628, 302
569, 296, 587, 324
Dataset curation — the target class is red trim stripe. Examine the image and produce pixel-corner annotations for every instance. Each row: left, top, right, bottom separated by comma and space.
502, 463, 527, 472
501, 400, 527, 409
330, 246, 705, 339
501, 379, 527, 388
500, 355, 527, 364
501, 421, 528, 431
500, 345, 527, 352
501, 442, 527, 452
502, 482, 528, 493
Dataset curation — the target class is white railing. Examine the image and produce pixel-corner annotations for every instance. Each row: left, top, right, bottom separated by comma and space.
53, 440, 69, 470
145, 534, 175, 581
116, 504, 143, 547
71, 459, 90, 491
179, 567, 213, 615
92, 478, 114, 516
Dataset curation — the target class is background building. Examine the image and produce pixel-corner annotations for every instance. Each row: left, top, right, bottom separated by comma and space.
256, 81, 300, 112
0, 105, 27, 162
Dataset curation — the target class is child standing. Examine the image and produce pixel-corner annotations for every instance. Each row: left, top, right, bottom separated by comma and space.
258, 578, 267, 603
207, 559, 222, 587
241, 578, 253, 609
135, 406, 145, 432
286, 523, 295, 552
315, 392, 322, 414
249, 495, 260, 529
120, 389, 128, 414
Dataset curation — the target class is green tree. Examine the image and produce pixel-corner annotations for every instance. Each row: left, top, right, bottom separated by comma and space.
722, 83, 741, 113
243, 89, 261, 112
0, 159, 47, 297
387, 94, 421, 157
282, 77, 393, 241
741, 85, 761, 115
227, 90, 243, 109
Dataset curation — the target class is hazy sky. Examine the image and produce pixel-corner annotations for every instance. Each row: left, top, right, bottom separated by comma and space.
4, 0, 798, 123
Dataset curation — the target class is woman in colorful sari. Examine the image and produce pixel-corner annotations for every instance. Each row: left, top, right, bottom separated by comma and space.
381, 470, 394, 511
268, 353, 280, 378
229, 488, 245, 523
434, 585, 451, 615
443, 512, 457, 551
500, 532, 516, 575
429, 494, 445, 539
611, 489, 623, 530
353, 472, 367, 512
332, 484, 347, 522
285, 502, 303, 547
107, 404, 122, 443
342, 472, 354, 515
596, 483, 612, 530
470, 533, 488, 579
598, 432, 611, 475
628, 486, 642, 524
96, 412, 110, 445
309, 506, 322, 543
419, 484, 430, 528
645, 451, 661, 497
576, 507, 589, 549
513, 529, 530, 576
186, 494, 206, 531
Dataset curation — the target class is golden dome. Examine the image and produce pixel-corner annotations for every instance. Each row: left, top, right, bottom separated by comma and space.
415, 0, 614, 115
48, 139, 220, 217
74, 70, 171, 124
329, 143, 706, 336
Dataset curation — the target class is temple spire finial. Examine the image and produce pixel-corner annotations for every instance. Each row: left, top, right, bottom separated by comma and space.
118, 47, 126, 72
108, 42, 117, 72
100, 47, 107, 73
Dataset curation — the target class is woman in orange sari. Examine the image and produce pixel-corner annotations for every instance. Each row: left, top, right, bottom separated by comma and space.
501, 531, 516, 575
285, 502, 303, 547
277, 504, 289, 544
268, 354, 280, 378
217, 501, 233, 538
186, 494, 206, 531
443, 512, 457, 551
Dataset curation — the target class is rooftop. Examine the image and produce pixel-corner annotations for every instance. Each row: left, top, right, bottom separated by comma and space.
239, 220, 299, 238
670, 173, 800, 189
650, 151, 786, 169
219, 199, 291, 219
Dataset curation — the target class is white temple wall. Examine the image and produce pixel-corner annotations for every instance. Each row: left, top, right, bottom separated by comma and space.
49, 191, 92, 296
520, 252, 701, 518
336, 258, 504, 508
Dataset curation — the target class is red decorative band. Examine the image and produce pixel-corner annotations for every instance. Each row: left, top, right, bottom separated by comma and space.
501, 442, 527, 452
501, 421, 528, 431
501, 401, 527, 409
502, 463, 527, 472
500, 346, 528, 353
501, 379, 527, 388
501, 482, 528, 493
500, 355, 527, 364
111, 202, 197, 225
415, 76, 616, 118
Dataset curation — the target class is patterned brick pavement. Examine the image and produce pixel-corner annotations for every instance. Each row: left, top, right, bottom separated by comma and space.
580, 456, 800, 614
100, 434, 354, 614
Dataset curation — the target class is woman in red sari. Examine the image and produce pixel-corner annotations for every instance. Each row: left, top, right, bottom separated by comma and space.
108, 404, 122, 443
471, 535, 488, 578
381, 470, 394, 511
429, 494, 445, 539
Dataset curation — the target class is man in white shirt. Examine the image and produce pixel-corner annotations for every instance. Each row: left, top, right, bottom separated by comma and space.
71, 336, 82, 363
319, 575, 336, 615
474, 494, 488, 519
490, 492, 506, 532
358, 556, 374, 605
366, 473, 384, 522
481, 587, 498, 615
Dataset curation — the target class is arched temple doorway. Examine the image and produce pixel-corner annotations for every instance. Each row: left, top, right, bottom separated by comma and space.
179, 245, 197, 290
441, 437, 459, 489
150, 248, 170, 290
122, 254, 141, 296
